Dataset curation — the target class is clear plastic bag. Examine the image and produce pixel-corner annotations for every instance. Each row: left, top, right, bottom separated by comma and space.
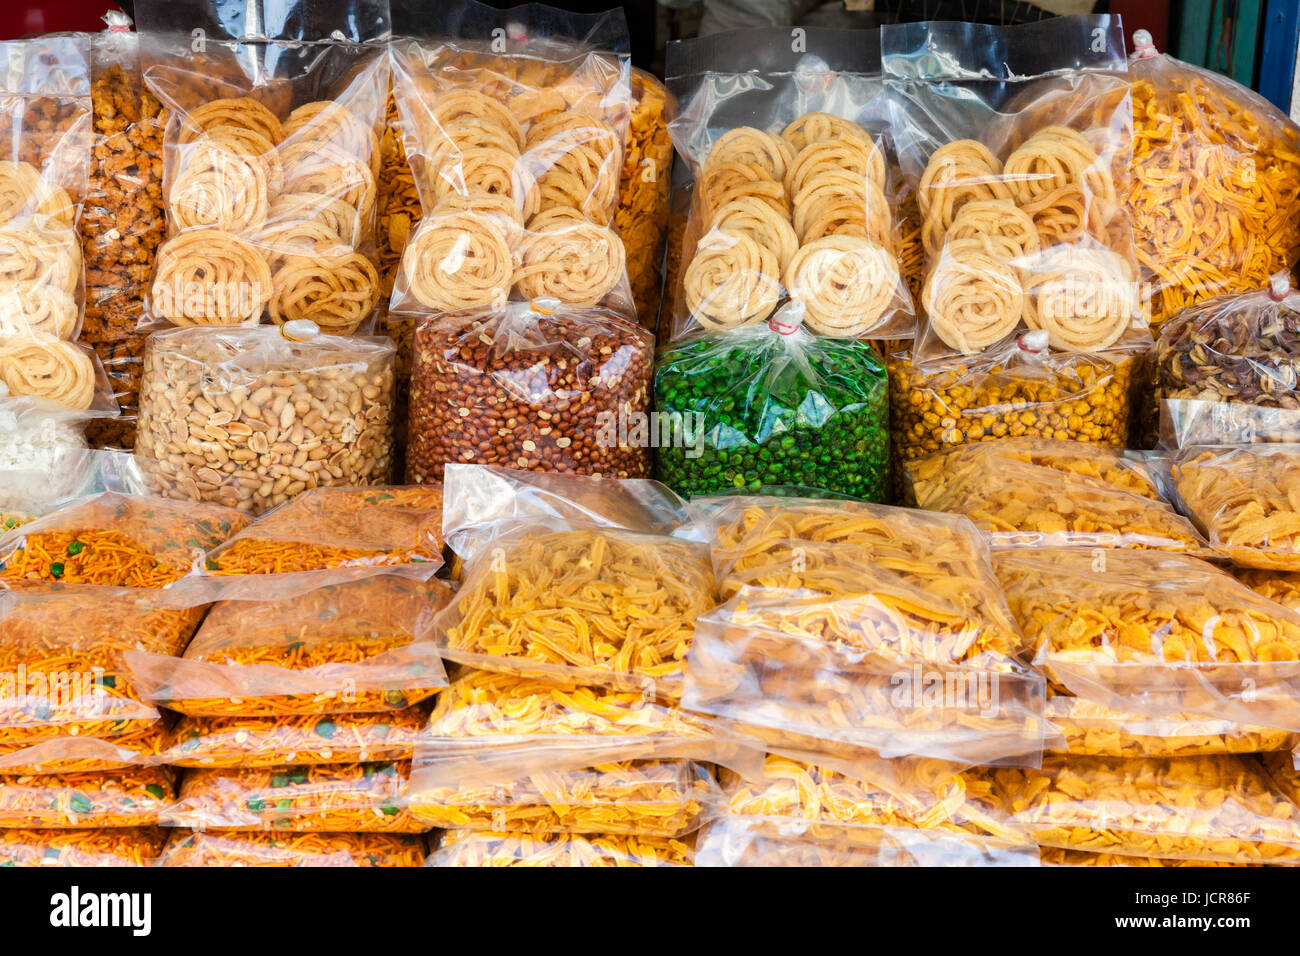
199, 484, 443, 587
411, 670, 761, 793
665, 27, 913, 339
907, 441, 1208, 553
1039, 847, 1250, 867
0, 826, 166, 867
134, 325, 397, 516
0, 725, 168, 777
0, 585, 204, 749
653, 313, 889, 502
137, 0, 388, 331
0, 491, 246, 589
1238, 569, 1300, 613
161, 707, 427, 769
989, 754, 1300, 863
883, 15, 1143, 360
427, 829, 692, 867
406, 757, 718, 837
996, 547, 1300, 731
619, 69, 674, 325
159, 829, 426, 867
388, 3, 634, 319
694, 815, 1039, 867
887, 338, 1137, 474
128, 574, 451, 717
0, 767, 175, 828
405, 301, 654, 484
682, 496, 1046, 764
0, 398, 91, 494
1127, 45, 1300, 331
1173, 445, 1300, 570
1045, 695, 1294, 759
1152, 277, 1300, 444
163, 761, 422, 833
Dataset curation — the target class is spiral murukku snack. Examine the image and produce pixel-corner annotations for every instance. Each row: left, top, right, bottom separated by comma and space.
283, 100, 381, 178
1174, 446, 1300, 570
178, 97, 284, 147
989, 754, 1300, 863
782, 112, 876, 153
514, 212, 624, 305
710, 196, 798, 272
1003, 126, 1116, 218
150, 228, 272, 326
268, 250, 380, 333
0, 335, 95, 409
944, 199, 1039, 263
167, 138, 271, 233
705, 127, 793, 183
429, 829, 693, 867
439, 528, 714, 693
785, 138, 885, 199
918, 139, 1011, 254
1022, 247, 1138, 351
922, 239, 1025, 353
266, 192, 361, 248
0, 284, 78, 339
683, 229, 779, 330
399, 212, 512, 312
160, 829, 425, 867
783, 235, 899, 337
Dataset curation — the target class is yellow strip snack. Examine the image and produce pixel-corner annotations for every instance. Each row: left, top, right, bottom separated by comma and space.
133, 575, 451, 717
438, 527, 714, 695
1045, 695, 1293, 759
908, 441, 1208, 552
407, 758, 717, 837
428, 829, 693, 867
163, 761, 423, 833
161, 708, 426, 769
1039, 847, 1250, 867
995, 547, 1300, 729
0, 587, 204, 746
0, 767, 176, 828
0, 827, 167, 867
159, 830, 426, 867
1174, 446, 1300, 570
988, 754, 1300, 863
0, 492, 246, 588
1238, 569, 1300, 613
201, 485, 444, 576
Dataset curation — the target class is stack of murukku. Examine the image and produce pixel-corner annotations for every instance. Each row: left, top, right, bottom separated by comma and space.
412, 466, 731, 865
0, 492, 247, 866
147, 92, 382, 332
1127, 51, 1300, 332
113, 484, 447, 867
389, 43, 632, 318
678, 113, 906, 338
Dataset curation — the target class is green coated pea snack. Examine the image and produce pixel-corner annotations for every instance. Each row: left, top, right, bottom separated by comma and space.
653, 318, 889, 500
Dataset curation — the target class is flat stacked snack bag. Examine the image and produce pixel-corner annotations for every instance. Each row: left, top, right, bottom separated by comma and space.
1125, 34, 1300, 333
0, 827, 167, 867
388, 2, 634, 320
1152, 276, 1300, 447
665, 27, 913, 340
1239, 570, 1300, 613
883, 15, 1144, 360
159, 829, 426, 867
428, 829, 692, 867
1172, 445, 1300, 570
905, 438, 1210, 554
680, 495, 1046, 767
137, 0, 387, 332
0, 36, 114, 415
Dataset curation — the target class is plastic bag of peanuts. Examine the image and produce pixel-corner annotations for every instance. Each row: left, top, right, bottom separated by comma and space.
663, 26, 914, 340
136, 0, 387, 332
405, 300, 654, 484
134, 323, 397, 516
882, 16, 1146, 362
388, 2, 635, 321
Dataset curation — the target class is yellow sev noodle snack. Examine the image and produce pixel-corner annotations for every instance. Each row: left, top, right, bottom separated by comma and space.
436, 527, 715, 695
428, 829, 693, 867
128, 574, 452, 717
0, 492, 247, 589
1173, 445, 1300, 570
0, 767, 176, 828
682, 497, 1044, 765
159, 830, 426, 867
406, 757, 717, 837
988, 754, 1300, 863
1045, 695, 1294, 758
413, 670, 759, 788
163, 761, 423, 833
0, 587, 204, 747
907, 441, 1208, 553
0, 827, 168, 867
995, 548, 1300, 731
200, 485, 444, 580
1126, 49, 1300, 331
1238, 569, 1300, 613
161, 708, 426, 769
